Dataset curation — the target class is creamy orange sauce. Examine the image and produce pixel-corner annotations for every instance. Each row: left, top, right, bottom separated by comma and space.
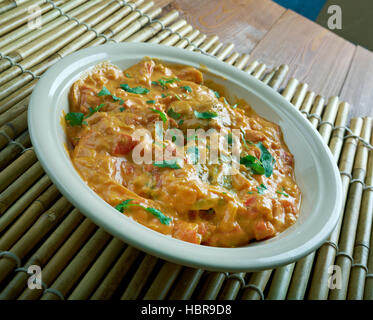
65, 59, 301, 247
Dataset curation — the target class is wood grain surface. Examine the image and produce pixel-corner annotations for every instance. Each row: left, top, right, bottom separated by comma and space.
159, 0, 285, 53
340, 46, 373, 119
154, 0, 373, 117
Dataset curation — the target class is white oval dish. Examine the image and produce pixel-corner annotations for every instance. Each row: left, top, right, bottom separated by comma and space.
28, 43, 342, 272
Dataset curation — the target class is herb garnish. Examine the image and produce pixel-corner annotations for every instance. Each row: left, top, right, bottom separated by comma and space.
167, 108, 181, 120
65, 112, 86, 126
276, 188, 289, 197
174, 94, 181, 101
119, 107, 125, 112
97, 86, 111, 96
256, 142, 275, 178
120, 83, 149, 94
257, 184, 267, 194
65, 103, 104, 126
194, 110, 218, 119
214, 91, 220, 98
182, 85, 192, 93
115, 199, 171, 225
240, 154, 265, 175
146, 100, 156, 104
125, 73, 132, 78
153, 159, 182, 169
150, 108, 167, 123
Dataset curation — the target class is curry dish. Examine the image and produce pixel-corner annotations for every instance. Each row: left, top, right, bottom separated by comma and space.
65, 59, 301, 247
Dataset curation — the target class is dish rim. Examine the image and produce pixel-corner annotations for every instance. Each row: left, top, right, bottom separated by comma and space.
28, 42, 342, 272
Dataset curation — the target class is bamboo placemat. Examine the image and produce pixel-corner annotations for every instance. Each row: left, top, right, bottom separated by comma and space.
0, 0, 372, 300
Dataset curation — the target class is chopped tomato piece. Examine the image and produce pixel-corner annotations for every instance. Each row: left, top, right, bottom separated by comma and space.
254, 219, 276, 240
173, 220, 202, 244
113, 134, 138, 156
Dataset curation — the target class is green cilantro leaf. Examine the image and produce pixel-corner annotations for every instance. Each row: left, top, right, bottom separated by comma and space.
120, 83, 149, 94
214, 91, 220, 98
145, 207, 171, 225
174, 94, 181, 101
240, 155, 265, 175
125, 73, 132, 78
146, 100, 156, 104
65, 112, 85, 126
256, 142, 276, 177
87, 103, 104, 117
182, 85, 192, 93
167, 108, 181, 120
150, 108, 167, 123
153, 159, 182, 169
97, 86, 111, 96
119, 107, 125, 112
115, 199, 171, 225
194, 110, 218, 119
257, 184, 267, 194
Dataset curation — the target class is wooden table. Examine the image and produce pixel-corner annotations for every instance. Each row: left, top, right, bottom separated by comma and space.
156, 0, 373, 119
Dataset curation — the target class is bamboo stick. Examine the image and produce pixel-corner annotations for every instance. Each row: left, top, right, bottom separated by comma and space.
244, 60, 259, 74
329, 117, 372, 300
174, 29, 200, 49
185, 33, 206, 51
0, 110, 27, 148
308, 118, 363, 299
159, 24, 193, 46
0, 0, 68, 36
19, 218, 97, 300
233, 54, 250, 70
0, 130, 31, 169
262, 67, 277, 85
216, 43, 234, 61
364, 215, 373, 299
0, 175, 51, 233
299, 91, 316, 119
251, 63, 266, 79
90, 246, 141, 300
0, 149, 36, 192
120, 254, 158, 300
0, 197, 72, 284
267, 264, 295, 300
308, 95, 325, 128
168, 268, 204, 300
0, 0, 95, 57
143, 262, 182, 300
0, 96, 29, 127
147, 19, 186, 44
268, 64, 288, 91
348, 130, 373, 299
206, 41, 223, 56
286, 102, 349, 300
318, 96, 340, 143
0, 185, 60, 250
290, 83, 308, 110
196, 272, 226, 300
198, 35, 218, 53
329, 102, 350, 162
0, 161, 44, 215
281, 78, 299, 101
68, 237, 126, 300
41, 228, 111, 300
241, 270, 272, 300
0, 80, 35, 115
124, 9, 178, 43
0, 208, 83, 300
218, 273, 245, 300
0, 0, 17, 14
224, 52, 240, 65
